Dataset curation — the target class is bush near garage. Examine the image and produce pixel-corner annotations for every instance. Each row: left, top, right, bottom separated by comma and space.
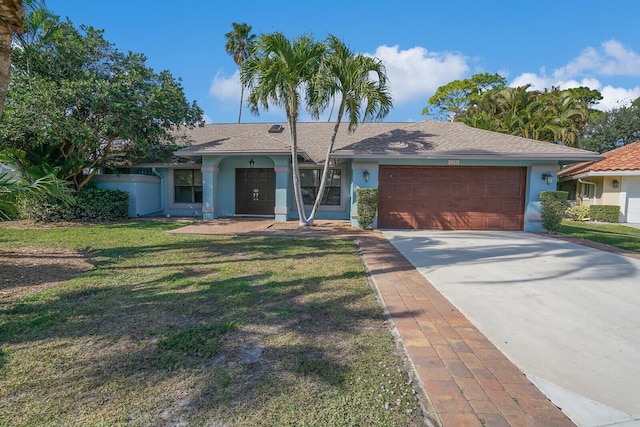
565, 205, 590, 221
356, 188, 379, 229
540, 191, 568, 233
589, 205, 620, 223
19, 188, 129, 222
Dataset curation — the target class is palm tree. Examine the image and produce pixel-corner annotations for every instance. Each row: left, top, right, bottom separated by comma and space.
306, 35, 392, 224
224, 22, 256, 123
0, 0, 25, 119
241, 32, 326, 225
0, 170, 69, 220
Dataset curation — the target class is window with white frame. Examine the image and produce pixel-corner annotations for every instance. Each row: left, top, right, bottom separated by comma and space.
174, 169, 202, 203
300, 168, 341, 206
581, 182, 593, 199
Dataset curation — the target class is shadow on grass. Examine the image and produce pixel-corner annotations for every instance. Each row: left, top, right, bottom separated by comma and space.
0, 229, 399, 424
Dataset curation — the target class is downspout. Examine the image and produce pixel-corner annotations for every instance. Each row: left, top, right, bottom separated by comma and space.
138, 168, 164, 216
578, 179, 597, 205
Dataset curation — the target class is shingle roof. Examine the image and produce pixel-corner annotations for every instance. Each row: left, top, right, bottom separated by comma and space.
174, 120, 601, 164
558, 141, 640, 178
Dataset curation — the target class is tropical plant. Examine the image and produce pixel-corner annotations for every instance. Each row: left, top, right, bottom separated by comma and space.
306, 35, 392, 224
241, 32, 326, 226
224, 22, 256, 123
459, 86, 590, 146
421, 72, 506, 120
0, 13, 203, 190
0, 170, 70, 220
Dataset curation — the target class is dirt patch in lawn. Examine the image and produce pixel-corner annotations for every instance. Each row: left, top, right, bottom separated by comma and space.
0, 247, 94, 303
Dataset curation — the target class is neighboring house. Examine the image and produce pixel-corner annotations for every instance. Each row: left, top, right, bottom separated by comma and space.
558, 141, 640, 223
93, 120, 599, 232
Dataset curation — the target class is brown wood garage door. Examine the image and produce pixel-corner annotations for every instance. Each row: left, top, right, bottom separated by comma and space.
378, 166, 526, 230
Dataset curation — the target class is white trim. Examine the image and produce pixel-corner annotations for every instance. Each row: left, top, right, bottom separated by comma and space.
274, 206, 288, 215
93, 175, 160, 184
564, 170, 640, 179
352, 162, 378, 171
201, 165, 219, 174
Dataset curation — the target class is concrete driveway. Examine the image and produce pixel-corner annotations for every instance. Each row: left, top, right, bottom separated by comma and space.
383, 230, 640, 426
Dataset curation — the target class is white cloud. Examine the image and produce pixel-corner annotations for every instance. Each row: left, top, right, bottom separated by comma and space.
596, 85, 640, 110
510, 39, 640, 111
202, 112, 214, 124
209, 69, 240, 102
366, 45, 469, 104
554, 40, 640, 80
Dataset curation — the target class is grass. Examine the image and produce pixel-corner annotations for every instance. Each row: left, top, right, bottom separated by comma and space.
0, 222, 424, 426
559, 220, 640, 253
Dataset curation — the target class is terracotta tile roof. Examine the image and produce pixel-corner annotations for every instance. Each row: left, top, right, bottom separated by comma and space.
174, 120, 601, 164
558, 141, 640, 177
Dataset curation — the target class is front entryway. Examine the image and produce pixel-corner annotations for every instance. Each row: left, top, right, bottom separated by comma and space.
235, 168, 276, 215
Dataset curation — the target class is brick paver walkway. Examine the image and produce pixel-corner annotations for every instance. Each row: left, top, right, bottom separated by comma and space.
357, 233, 575, 427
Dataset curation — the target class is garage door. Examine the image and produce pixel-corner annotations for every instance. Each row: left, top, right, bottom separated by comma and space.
626, 179, 640, 223
378, 166, 526, 230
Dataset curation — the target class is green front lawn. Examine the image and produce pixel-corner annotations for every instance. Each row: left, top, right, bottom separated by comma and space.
0, 222, 424, 426
559, 220, 640, 253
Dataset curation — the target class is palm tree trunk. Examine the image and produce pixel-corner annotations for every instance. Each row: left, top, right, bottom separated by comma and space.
0, 29, 13, 119
238, 84, 243, 123
287, 114, 308, 226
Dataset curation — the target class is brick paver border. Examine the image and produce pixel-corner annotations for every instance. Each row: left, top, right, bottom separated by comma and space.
357, 232, 575, 427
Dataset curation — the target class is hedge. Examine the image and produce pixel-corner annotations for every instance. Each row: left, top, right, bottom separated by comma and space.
565, 205, 590, 221
356, 188, 379, 229
540, 191, 568, 233
19, 188, 129, 222
589, 205, 619, 223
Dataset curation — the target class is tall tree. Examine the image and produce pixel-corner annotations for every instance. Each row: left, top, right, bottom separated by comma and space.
241, 32, 326, 225
421, 72, 506, 121
0, 14, 203, 189
577, 97, 640, 152
224, 22, 256, 123
306, 35, 392, 224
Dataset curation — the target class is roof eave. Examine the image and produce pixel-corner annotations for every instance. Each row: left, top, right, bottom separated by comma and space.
560, 170, 640, 180
330, 151, 603, 162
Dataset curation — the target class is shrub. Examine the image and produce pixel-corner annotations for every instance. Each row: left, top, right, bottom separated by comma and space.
19, 188, 129, 222
75, 188, 129, 221
565, 205, 590, 221
356, 188, 379, 229
589, 205, 619, 223
540, 191, 568, 233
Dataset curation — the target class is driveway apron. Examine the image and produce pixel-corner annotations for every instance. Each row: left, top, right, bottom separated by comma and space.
383, 230, 640, 426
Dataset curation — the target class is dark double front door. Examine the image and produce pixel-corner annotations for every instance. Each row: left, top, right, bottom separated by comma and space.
235, 168, 276, 216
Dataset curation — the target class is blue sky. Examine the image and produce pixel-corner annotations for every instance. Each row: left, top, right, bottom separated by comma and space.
47, 0, 640, 124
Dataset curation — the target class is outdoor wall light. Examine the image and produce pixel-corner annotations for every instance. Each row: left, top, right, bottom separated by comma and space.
542, 172, 553, 185
613, 179, 620, 188
363, 169, 370, 183
249, 158, 255, 168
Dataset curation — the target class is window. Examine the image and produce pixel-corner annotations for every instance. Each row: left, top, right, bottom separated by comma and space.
581, 182, 593, 199
174, 169, 202, 203
300, 169, 341, 205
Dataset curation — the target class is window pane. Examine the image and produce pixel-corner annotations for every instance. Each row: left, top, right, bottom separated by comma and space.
175, 186, 193, 203
194, 186, 203, 203
299, 169, 318, 186
193, 169, 202, 182
328, 169, 341, 186
324, 187, 341, 205
174, 170, 193, 186
301, 187, 316, 204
